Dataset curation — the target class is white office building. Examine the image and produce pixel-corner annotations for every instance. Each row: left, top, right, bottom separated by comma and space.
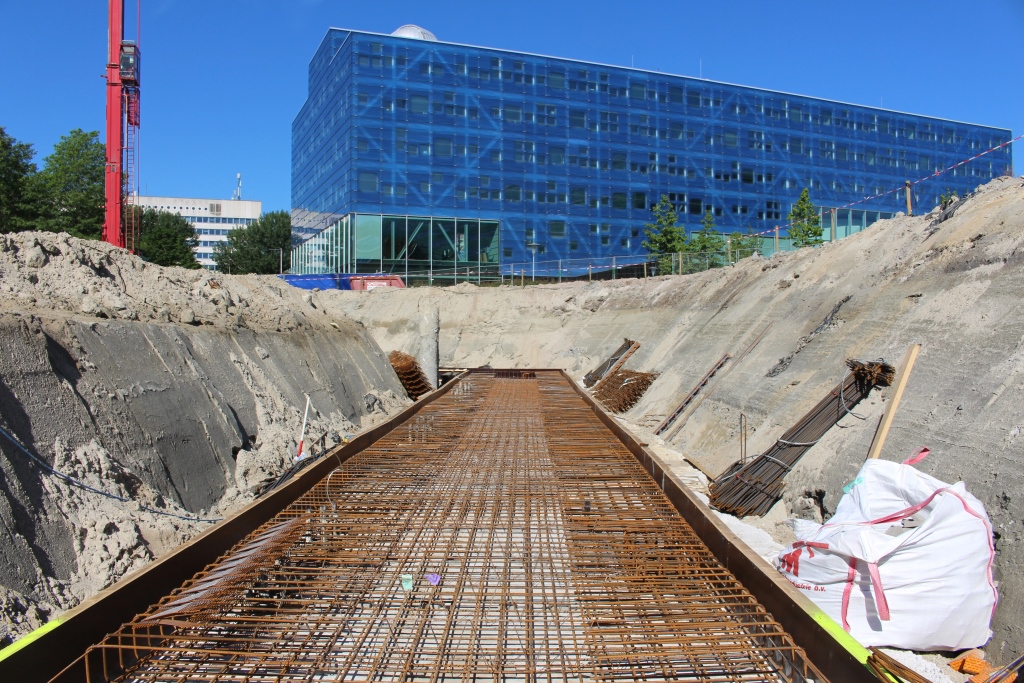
134, 196, 263, 269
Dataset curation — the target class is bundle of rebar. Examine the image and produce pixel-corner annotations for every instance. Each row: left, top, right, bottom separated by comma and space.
594, 369, 659, 413
493, 369, 536, 379
709, 360, 894, 517
388, 350, 433, 399
583, 338, 639, 387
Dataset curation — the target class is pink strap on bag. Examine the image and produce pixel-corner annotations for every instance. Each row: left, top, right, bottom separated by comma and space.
841, 559, 892, 630
902, 447, 930, 465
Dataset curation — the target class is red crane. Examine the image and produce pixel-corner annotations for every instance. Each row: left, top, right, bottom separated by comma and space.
103, 0, 141, 251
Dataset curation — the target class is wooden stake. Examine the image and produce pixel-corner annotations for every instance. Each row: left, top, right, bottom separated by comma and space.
866, 343, 921, 460
904, 180, 913, 217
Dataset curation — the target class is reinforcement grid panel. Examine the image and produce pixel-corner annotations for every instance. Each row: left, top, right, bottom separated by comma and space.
103, 373, 824, 683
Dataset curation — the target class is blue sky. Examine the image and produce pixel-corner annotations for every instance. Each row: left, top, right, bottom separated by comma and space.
1, 0, 1021, 213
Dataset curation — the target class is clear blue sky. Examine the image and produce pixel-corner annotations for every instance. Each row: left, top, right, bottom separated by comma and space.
1, 0, 1021, 213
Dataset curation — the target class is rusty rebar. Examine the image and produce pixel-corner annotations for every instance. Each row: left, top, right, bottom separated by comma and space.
389, 350, 433, 399
709, 360, 895, 517
73, 372, 828, 683
593, 369, 659, 413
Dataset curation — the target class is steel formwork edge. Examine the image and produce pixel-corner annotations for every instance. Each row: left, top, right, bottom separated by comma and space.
557, 369, 877, 683
0, 374, 468, 683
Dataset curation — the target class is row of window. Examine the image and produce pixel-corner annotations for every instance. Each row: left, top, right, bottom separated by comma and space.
183, 216, 255, 225
366, 94, 996, 150
195, 228, 230, 236
361, 128, 977, 175
354, 48, 988, 142
350, 52, 1002, 148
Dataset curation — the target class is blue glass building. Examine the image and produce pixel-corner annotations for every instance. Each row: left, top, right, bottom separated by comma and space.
290, 25, 1012, 279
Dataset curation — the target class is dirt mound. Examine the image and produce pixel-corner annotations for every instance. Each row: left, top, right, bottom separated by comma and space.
0, 234, 408, 646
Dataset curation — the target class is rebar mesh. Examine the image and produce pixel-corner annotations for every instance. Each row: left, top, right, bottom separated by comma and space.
78, 372, 827, 683
389, 350, 433, 399
593, 370, 660, 413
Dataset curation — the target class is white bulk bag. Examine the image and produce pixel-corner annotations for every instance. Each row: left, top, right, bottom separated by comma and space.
775, 457, 996, 650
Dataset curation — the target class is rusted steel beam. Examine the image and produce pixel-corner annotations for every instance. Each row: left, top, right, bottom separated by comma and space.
654, 353, 731, 435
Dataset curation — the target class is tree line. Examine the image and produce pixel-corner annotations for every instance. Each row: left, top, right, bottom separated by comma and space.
642, 190, 823, 272
1, 126, 291, 274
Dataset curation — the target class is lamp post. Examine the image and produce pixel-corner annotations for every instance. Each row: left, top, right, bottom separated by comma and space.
271, 248, 284, 274
526, 241, 539, 282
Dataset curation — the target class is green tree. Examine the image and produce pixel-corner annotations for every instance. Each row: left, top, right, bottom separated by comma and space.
214, 210, 292, 274
787, 188, 823, 247
0, 127, 39, 233
34, 129, 106, 239
729, 228, 763, 261
642, 195, 687, 275
686, 210, 726, 268
138, 209, 200, 268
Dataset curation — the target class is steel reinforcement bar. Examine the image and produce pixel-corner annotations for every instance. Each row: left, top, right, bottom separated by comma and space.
7, 371, 876, 683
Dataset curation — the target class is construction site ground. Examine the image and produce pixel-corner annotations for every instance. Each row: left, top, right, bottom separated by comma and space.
1, 175, 1023, 672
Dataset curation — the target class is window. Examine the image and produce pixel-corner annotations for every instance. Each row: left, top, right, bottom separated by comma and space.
612, 152, 626, 170
632, 192, 647, 209
669, 86, 683, 103
548, 72, 565, 88
503, 248, 513, 258
570, 187, 587, 205
549, 147, 565, 164
358, 173, 378, 192
669, 123, 684, 140
630, 83, 646, 99
505, 105, 522, 123
504, 184, 521, 201
569, 110, 586, 129
724, 132, 738, 148
689, 198, 703, 215
569, 241, 579, 250
687, 91, 702, 107
357, 138, 369, 151
612, 193, 627, 209
434, 138, 452, 156
550, 221, 566, 238
601, 236, 611, 246
410, 95, 428, 114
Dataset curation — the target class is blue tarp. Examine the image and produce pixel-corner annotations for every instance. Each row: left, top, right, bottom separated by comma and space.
278, 274, 359, 290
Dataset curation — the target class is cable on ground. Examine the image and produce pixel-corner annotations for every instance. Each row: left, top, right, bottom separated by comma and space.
0, 423, 221, 524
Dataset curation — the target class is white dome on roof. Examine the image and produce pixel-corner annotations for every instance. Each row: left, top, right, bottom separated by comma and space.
391, 24, 437, 41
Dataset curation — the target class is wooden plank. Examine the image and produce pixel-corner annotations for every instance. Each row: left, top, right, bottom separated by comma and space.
866, 343, 921, 460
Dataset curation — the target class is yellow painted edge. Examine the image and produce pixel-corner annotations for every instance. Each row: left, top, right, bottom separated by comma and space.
0, 617, 62, 663
811, 610, 871, 663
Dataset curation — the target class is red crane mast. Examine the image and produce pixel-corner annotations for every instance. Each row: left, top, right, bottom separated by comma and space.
103, 0, 141, 251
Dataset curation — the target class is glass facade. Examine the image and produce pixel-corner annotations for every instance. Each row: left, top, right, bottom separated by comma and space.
291, 28, 1013, 274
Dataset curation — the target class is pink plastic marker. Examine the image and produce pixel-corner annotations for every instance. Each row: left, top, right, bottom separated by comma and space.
296, 395, 311, 460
